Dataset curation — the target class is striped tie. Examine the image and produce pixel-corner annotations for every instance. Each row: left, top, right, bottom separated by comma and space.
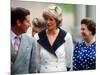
14, 36, 20, 52
11, 36, 20, 66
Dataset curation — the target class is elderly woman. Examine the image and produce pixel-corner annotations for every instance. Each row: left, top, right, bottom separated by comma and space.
34, 4, 74, 73
73, 18, 96, 70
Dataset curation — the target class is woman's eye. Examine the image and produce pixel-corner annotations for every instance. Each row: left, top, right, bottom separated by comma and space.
50, 18, 53, 21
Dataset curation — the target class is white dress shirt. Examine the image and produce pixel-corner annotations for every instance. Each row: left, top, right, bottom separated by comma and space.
11, 31, 21, 47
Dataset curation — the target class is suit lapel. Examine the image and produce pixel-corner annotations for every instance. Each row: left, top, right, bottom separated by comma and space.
12, 34, 31, 71
37, 28, 67, 57
11, 35, 23, 71
53, 29, 66, 51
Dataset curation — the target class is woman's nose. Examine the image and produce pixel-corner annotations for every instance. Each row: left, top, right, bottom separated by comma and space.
46, 19, 50, 24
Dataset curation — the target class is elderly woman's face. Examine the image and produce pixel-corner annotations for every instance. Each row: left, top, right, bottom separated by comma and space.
45, 16, 57, 30
81, 24, 92, 40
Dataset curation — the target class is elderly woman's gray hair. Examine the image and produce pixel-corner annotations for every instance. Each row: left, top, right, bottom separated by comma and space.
42, 4, 63, 27
81, 17, 96, 36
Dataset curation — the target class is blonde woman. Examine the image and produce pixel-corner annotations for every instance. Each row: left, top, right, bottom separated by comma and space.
34, 4, 74, 73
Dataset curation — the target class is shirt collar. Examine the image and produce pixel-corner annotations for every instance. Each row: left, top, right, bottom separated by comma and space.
11, 31, 17, 40
11, 30, 21, 40
84, 36, 96, 46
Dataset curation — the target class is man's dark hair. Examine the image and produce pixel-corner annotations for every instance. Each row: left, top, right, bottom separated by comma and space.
11, 7, 30, 27
81, 18, 96, 35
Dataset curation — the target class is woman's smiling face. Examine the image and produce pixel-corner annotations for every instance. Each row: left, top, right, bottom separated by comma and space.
45, 16, 57, 31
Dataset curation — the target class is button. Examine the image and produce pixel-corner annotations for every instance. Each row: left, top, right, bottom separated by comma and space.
56, 66, 58, 68
45, 61, 47, 63
27, 47, 30, 50
45, 67, 48, 69
56, 60, 58, 62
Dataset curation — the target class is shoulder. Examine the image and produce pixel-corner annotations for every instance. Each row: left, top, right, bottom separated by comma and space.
22, 33, 36, 44
59, 28, 66, 35
64, 32, 72, 41
59, 28, 73, 41
74, 41, 84, 49
34, 29, 45, 40
22, 33, 32, 40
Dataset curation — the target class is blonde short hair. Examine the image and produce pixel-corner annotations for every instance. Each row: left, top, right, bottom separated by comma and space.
42, 4, 62, 27
32, 18, 45, 29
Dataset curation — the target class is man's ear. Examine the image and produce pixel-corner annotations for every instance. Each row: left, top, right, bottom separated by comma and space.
16, 20, 21, 27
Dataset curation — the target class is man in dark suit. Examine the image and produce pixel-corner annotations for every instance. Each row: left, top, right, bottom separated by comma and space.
11, 7, 37, 74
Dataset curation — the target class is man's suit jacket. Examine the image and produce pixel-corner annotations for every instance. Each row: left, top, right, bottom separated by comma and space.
11, 33, 37, 74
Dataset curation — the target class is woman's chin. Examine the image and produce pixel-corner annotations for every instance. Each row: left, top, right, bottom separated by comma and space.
47, 28, 52, 31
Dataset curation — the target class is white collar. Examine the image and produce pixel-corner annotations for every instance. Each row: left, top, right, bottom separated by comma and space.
11, 30, 21, 40
11, 31, 17, 40
84, 36, 96, 46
